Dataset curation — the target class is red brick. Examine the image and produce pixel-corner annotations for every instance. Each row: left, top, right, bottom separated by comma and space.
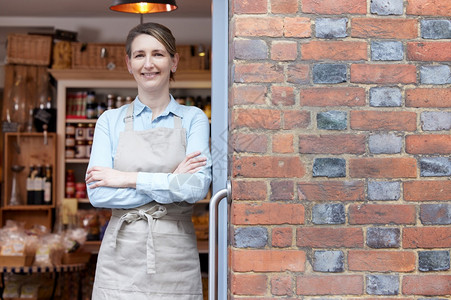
404, 180, 451, 201
403, 227, 451, 248
301, 41, 367, 61
283, 110, 311, 129
232, 249, 306, 272
299, 134, 365, 154
297, 227, 364, 248
286, 63, 310, 84
283, 17, 312, 38
271, 41, 298, 61
297, 275, 364, 295
406, 134, 451, 154
349, 204, 416, 225
271, 0, 299, 14
351, 64, 417, 84
231, 180, 267, 201
233, 108, 281, 130
272, 227, 293, 247
403, 275, 451, 296
233, 155, 306, 178
232, 133, 268, 153
232, 0, 266, 14
302, 0, 366, 14
270, 180, 294, 200
231, 273, 267, 296
407, 42, 451, 61
271, 274, 293, 296
232, 202, 305, 225
350, 111, 417, 131
301, 87, 366, 107
235, 63, 284, 83
406, 0, 451, 16
235, 16, 284, 37
232, 84, 267, 105
351, 18, 418, 39
349, 298, 412, 300
272, 133, 294, 153
297, 181, 365, 201
406, 88, 451, 108
271, 85, 295, 106
348, 250, 416, 272
350, 158, 417, 178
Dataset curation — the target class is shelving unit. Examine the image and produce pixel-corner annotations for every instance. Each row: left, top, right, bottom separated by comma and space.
49, 69, 212, 253
1, 132, 57, 229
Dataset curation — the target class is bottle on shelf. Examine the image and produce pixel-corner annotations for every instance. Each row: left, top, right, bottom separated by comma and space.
65, 169, 76, 198
34, 165, 45, 205
26, 165, 36, 205
44, 164, 52, 205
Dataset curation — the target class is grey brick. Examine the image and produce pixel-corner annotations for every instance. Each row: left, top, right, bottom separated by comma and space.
234, 39, 268, 60
314, 251, 344, 272
234, 227, 268, 248
313, 158, 346, 178
419, 251, 450, 272
366, 275, 399, 295
312, 203, 346, 225
420, 65, 451, 85
370, 87, 402, 107
368, 181, 401, 201
313, 64, 347, 84
317, 111, 347, 130
369, 133, 402, 154
371, 41, 404, 61
421, 111, 451, 131
421, 20, 451, 39
371, 0, 403, 15
316, 18, 348, 39
420, 157, 451, 177
367, 227, 400, 248
421, 204, 451, 225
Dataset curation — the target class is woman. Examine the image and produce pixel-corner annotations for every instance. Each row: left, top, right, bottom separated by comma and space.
85, 22, 212, 299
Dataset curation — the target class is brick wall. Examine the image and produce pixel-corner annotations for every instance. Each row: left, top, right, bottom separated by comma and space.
229, 0, 450, 298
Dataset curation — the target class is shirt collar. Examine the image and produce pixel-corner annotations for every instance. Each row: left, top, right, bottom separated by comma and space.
133, 95, 182, 119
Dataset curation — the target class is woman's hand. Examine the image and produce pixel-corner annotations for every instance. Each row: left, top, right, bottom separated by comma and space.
173, 151, 207, 174
86, 166, 138, 189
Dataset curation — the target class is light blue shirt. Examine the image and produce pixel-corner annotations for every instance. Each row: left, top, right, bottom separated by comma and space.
87, 96, 212, 209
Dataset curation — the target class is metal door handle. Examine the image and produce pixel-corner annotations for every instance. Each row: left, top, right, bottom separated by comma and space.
208, 180, 231, 300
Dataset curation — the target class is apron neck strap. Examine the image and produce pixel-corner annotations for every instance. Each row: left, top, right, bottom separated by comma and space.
124, 101, 134, 131
173, 115, 182, 129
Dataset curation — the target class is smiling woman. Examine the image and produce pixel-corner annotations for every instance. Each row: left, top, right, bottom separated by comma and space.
86, 22, 211, 300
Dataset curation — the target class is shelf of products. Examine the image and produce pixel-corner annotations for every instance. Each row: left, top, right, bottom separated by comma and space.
49, 69, 212, 251
1, 133, 56, 230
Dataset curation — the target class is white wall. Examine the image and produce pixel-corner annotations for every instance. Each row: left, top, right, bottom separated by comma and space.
0, 16, 212, 88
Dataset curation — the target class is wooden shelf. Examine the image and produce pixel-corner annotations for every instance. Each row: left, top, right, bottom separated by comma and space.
2, 205, 53, 211
66, 118, 97, 124
66, 158, 90, 164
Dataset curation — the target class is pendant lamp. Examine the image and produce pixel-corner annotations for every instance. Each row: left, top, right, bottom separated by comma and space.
110, 0, 178, 14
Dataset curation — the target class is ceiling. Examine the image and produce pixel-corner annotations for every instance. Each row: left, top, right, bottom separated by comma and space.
0, 0, 211, 18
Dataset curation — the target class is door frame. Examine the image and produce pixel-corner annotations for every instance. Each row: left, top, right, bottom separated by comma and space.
211, 0, 229, 298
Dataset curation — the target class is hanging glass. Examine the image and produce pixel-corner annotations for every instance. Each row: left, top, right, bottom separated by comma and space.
6, 74, 27, 132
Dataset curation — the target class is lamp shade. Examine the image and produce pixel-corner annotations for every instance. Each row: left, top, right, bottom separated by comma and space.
110, 0, 177, 14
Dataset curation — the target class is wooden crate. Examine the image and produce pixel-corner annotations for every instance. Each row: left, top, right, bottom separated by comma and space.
71, 43, 127, 71
177, 45, 208, 71
6, 34, 52, 66
0, 255, 34, 267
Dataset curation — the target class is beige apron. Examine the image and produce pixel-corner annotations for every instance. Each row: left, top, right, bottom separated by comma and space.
92, 102, 203, 300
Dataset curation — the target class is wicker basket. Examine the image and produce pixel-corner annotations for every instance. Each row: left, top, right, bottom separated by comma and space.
6, 34, 52, 66
71, 42, 127, 70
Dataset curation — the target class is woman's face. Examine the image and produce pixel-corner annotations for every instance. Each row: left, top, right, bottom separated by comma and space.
126, 34, 178, 93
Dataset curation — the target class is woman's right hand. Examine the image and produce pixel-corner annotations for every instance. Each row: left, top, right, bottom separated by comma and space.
173, 151, 207, 174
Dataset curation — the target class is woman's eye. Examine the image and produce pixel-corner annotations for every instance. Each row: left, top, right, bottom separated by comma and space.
134, 53, 144, 58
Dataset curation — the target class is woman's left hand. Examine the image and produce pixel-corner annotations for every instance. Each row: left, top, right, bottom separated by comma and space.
86, 166, 137, 189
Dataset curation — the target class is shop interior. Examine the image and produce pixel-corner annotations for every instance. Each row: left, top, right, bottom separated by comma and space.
0, 1, 213, 299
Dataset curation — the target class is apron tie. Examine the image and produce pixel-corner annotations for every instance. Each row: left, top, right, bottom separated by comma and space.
111, 205, 168, 274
